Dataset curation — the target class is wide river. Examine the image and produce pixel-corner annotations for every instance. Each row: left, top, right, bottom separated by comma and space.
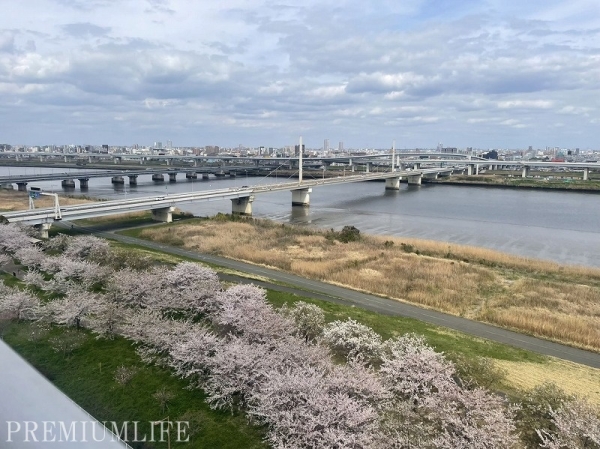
2, 166, 600, 267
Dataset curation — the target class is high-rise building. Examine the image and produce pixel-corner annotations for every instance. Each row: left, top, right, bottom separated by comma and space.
154, 141, 163, 150
324, 139, 329, 153
294, 144, 305, 156
166, 140, 172, 150
338, 141, 344, 152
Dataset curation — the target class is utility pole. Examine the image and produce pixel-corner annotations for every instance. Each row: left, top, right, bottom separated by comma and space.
298, 136, 303, 184
392, 140, 396, 172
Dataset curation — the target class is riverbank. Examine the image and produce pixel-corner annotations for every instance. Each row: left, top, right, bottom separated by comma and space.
431, 174, 600, 191
0, 189, 94, 212
122, 214, 600, 353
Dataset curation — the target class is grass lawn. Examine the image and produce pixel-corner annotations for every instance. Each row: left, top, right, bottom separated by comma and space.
2, 322, 267, 449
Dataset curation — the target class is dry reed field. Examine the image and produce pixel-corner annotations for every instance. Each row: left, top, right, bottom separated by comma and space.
0, 190, 92, 212
138, 217, 600, 352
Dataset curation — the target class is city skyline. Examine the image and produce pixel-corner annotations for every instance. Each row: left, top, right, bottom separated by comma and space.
1, 1, 599, 148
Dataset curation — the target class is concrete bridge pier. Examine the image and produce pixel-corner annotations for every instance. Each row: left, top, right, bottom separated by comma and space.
113, 157, 122, 164
35, 223, 52, 239
152, 174, 165, 182
169, 173, 177, 182
385, 176, 401, 190
111, 176, 125, 185
151, 206, 174, 223
292, 187, 312, 206
413, 162, 421, 170
438, 171, 451, 178
230, 172, 237, 178
583, 167, 589, 181
202, 173, 210, 180
78, 178, 89, 189
467, 164, 475, 176
16, 182, 28, 192
365, 163, 370, 173
231, 195, 255, 216
39, 156, 45, 162
407, 174, 422, 185
185, 172, 197, 179
88, 156, 93, 163
63, 156, 68, 163
128, 175, 138, 186
61, 179, 75, 188
424, 173, 439, 181
522, 166, 530, 178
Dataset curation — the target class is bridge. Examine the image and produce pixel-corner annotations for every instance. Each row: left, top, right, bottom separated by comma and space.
406, 159, 600, 179
0, 166, 283, 191
1, 167, 456, 237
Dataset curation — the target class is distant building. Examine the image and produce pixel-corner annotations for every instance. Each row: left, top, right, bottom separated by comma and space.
338, 141, 344, 152
294, 144, 305, 156
324, 139, 329, 152
166, 140, 172, 150
154, 141, 163, 150
441, 147, 458, 154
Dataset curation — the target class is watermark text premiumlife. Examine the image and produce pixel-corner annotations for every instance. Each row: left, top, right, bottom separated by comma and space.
5, 420, 190, 443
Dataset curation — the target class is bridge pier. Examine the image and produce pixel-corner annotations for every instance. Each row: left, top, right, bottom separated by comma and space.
128, 175, 138, 185
385, 177, 401, 190
16, 182, 28, 192
230, 172, 237, 178
424, 173, 439, 181
365, 163, 370, 173
113, 157, 122, 164
61, 179, 75, 188
185, 172, 197, 179
467, 164, 475, 176
522, 166, 529, 178
151, 206, 174, 223
78, 178, 89, 189
202, 173, 210, 180
584, 167, 589, 181
152, 174, 165, 182
231, 195, 255, 216
438, 171, 451, 178
407, 174, 422, 185
413, 162, 421, 170
194, 159, 199, 167
292, 187, 312, 206
111, 176, 125, 185
169, 173, 177, 182
34, 223, 52, 239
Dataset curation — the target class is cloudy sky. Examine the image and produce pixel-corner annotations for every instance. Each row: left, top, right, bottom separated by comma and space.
1, 0, 599, 149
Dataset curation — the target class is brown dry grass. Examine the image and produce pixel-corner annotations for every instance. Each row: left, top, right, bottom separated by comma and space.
137, 218, 600, 352
496, 358, 600, 405
0, 190, 92, 212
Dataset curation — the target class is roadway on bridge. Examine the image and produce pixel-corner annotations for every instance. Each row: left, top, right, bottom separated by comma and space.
65, 221, 600, 369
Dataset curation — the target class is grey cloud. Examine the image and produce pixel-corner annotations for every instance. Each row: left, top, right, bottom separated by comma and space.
62, 22, 111, 37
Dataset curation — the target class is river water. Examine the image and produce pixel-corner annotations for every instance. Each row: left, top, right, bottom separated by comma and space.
2, 166, 600, 267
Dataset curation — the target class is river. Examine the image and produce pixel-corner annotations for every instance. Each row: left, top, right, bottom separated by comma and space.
2, 166, 600, 267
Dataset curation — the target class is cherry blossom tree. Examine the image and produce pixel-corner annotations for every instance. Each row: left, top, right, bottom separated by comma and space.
63, 235, 110, 261
537, 400, 600, 449
377, 334, 518, 448
211, 284, 295, 343
13, 246, 46, 269
154, 262, 221, 311
0, 223, 34, 254
42, 286, 104, 329
322, 318, 384, 364
281, 300, 325, 342
0, 282, 40, 320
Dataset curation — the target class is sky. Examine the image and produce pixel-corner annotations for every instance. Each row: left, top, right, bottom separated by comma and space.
0, 0, 599, 149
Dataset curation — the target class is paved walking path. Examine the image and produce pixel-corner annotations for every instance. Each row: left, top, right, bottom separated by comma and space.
74, 222, 600, 369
